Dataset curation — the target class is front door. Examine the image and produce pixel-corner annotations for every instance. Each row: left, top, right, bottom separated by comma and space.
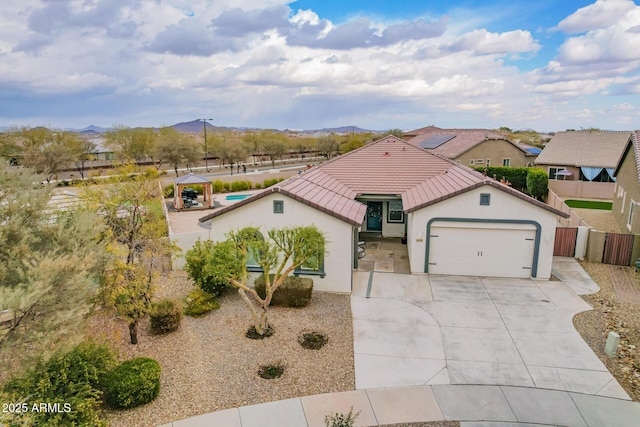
366, 202, 383, 231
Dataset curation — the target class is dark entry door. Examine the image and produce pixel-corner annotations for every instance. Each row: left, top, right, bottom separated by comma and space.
366, 202, 383, 231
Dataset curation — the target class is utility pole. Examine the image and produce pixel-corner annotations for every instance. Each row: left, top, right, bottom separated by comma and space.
199, 118, 213, 171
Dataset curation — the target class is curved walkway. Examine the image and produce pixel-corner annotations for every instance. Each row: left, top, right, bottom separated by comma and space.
161, 259, 640, 426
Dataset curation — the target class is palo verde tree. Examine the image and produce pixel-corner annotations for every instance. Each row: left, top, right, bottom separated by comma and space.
187, 226, 325, 336
0, 163, 106, 372
84, 168, 176, 344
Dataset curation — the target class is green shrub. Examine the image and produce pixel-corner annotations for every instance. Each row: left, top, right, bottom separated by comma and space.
474, 166, 528, 191
231, 180, 252, 192
184, 239, 231, 297
150, 299, 183, 334
104, 358, 161, 409
526, 168, 549, 200
2, 342, 116, 427
263, 178, 284, 188
223, 182, 231, 191
163, 184, 175, 198
184, 288, 220, 317
212, 179, 225, 193
191, 184, 203, 194
254, 275, 313, 307
324, 407, 360, 427
254, 182, 263, 189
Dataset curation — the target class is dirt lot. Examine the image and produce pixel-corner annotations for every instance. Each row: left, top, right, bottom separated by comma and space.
574, 261, 640, 401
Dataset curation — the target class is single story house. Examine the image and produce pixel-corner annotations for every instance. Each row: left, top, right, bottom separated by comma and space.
198, 136, 568, 293
535, 131, 631, 181
403, 126, 537, 168
612, 131, 640, 233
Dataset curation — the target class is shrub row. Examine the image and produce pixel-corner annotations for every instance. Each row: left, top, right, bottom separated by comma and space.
254, 275, 313, 307
163, 178, 286, 198
473, 166, 548, 198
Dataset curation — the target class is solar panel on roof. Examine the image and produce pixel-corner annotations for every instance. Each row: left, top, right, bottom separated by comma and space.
418, 134, 456, 149
525, 147, 542, 154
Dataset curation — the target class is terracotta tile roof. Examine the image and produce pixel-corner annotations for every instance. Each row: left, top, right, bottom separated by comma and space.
200, 136, 568, 225
534, 131, 631, 168
404, 127, 529, 159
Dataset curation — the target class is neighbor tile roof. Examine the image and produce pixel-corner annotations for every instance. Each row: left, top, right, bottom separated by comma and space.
200, 136, 568, 225
534, 131, 631, 168
404, 127, 530, 159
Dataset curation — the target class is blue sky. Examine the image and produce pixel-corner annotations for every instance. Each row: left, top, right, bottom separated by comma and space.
0, 0, 639, 131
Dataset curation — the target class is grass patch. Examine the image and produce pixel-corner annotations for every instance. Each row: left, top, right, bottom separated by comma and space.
565, 199, 612, 210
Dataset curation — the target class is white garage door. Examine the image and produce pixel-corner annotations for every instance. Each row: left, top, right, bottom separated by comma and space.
428, 225, 536, 278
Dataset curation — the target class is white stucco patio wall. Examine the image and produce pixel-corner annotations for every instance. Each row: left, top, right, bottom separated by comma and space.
408, 185, 559, 279
204, 192, 354, 293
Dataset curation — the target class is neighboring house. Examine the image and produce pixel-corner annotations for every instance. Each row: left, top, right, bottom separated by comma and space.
535, 130, 631, 181
403, 126, 537, 168
195, 136, 567, 293
534, 130, 631, 198
612, 131, 640, 233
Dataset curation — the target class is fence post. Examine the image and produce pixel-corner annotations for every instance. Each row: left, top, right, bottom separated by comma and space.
575, 226, 589, 260
586, 229, 606, 263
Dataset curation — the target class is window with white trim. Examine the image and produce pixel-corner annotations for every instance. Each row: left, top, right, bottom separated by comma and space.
502, 158, 511, 167
294, 241, 326, 277
469, 159, 475, 165
628, 200, 635, 231
387, 200, 404, 223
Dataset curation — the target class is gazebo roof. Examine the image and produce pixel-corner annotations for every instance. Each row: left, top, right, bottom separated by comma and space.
174, 173, 211, 185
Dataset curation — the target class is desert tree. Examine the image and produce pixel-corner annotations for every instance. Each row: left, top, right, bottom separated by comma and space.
65, 133, 96, 179
260, 131, 288, 168
18, 127, 75, 183
153, 127, 202, 175
105, 125, 156, 166
185, 226, 325, 336
317, 134, 340, 159
83, 168, 177, 344
0, 162, 106, 369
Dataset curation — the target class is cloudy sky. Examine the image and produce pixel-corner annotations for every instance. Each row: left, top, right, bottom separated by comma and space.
1, 0, 639, 131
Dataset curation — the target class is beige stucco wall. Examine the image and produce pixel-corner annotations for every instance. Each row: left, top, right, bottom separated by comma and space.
612, 148, 640, 234
548, 179, 614, 199
203, 193, 355, 293
407, 185, 559, 279
456, 140, 533, 168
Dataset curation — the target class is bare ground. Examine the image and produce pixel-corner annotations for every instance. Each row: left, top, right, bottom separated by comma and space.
573, 261, 640, 401
86, 271, 354, 427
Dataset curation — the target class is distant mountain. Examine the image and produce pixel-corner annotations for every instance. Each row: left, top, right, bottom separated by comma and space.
171, 120, 220, 133
32, 122, 378, 135
79, 125, 110, 133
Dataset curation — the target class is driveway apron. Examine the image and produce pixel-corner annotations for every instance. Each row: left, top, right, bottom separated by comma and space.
351, 268, 629, 399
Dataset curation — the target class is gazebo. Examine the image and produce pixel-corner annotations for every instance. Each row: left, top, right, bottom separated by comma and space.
173, 173, 213, 210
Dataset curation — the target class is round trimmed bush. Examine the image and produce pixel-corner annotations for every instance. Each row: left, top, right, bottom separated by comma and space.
104, 358, 161, 409
183, 288, 220, 317
150, 299, 183, 334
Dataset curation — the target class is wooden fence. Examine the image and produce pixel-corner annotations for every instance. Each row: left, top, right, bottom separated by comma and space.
554, 227, 578, 257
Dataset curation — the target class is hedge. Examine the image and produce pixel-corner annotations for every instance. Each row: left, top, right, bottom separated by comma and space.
254, 275, 313, 307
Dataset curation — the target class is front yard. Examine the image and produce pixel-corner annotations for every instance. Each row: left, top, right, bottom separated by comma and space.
87, 271, 354, 427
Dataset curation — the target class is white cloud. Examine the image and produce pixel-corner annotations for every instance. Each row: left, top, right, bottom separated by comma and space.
0, 1, 638, 131
556, 0, 636, 34
448, 29, 540, 55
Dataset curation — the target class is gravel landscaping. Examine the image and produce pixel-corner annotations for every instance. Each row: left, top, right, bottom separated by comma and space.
573, 261, 640, 401
87, 271, 354, 427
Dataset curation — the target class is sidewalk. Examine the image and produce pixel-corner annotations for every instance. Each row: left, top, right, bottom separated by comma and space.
160, 384, 640, 427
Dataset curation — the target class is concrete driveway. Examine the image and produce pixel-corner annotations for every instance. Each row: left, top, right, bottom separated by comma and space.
351, 266, 629, 400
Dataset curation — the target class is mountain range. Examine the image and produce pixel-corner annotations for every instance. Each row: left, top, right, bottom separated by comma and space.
57, 120, 378, 135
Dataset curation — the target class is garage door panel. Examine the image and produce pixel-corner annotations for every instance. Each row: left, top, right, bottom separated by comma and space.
429, 226, 535, 278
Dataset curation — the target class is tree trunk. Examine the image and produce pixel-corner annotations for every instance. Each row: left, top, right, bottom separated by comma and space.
257, 306, 269, 335
129, 320, 138, 344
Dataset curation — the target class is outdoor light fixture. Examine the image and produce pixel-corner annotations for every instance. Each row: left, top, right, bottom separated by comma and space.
199, 118, 213, 172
